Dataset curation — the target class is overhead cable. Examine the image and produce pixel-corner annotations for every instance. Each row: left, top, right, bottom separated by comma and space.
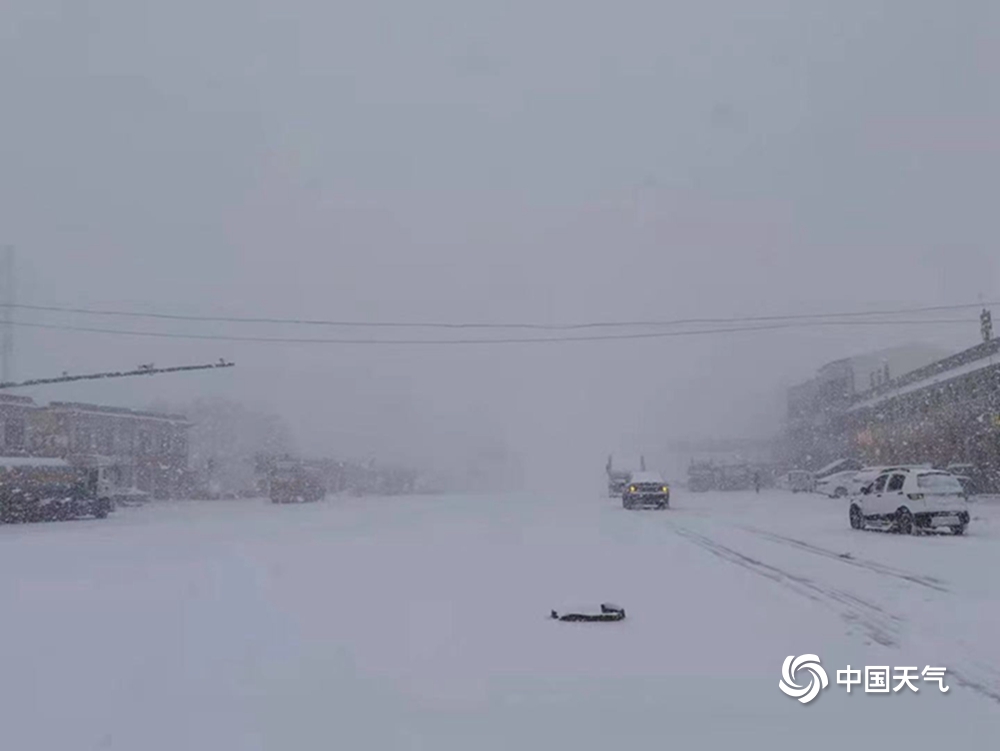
8, 300, 998, 331
8, 317, 977, 346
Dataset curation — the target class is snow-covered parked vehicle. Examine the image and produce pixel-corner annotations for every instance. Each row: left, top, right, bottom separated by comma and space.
946, 464, 988, 497
849, 468, 970, 535
268, 460, 325, 504
110, 487, 152, 507
0, 458, 113, 524
953, 475, 979, 497
784, 470, 816, 493
815, 470, 859, 498
622, 471, 670, 510
813, 457, 863, 479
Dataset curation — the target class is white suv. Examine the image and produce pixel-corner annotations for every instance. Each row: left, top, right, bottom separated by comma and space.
848, 464, 932, 497
849, 469, 970, 535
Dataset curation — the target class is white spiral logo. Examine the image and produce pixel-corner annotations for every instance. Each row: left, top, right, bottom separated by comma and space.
779, 654, 829, 704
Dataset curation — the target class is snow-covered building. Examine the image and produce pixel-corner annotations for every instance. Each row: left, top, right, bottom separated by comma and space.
784, 344, 950, 469
787, 344, 950, 423
0, 393, 37, 454
785, 339, 1000, 491
837, 338, 1000, 490
29, 402, 191, 499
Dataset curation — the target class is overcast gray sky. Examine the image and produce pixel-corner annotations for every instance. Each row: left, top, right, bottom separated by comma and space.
1, 0, 997, 485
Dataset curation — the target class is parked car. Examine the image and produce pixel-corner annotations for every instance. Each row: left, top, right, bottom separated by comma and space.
813, 457, 864, 480
269, 461, 325, 504
815, 470, 858, 498
946, 464, 989, 496
111, 487, 152, 507
849, 469, 970, 535
954, 475, 979, 497
622, 471, 670, 510
785, 470, 816, 493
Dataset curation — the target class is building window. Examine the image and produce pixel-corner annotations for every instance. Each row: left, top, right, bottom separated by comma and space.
120, 424, 135, 455
74, 426, 91, 452
99, 425, 114, 455
4, 418, 25, 451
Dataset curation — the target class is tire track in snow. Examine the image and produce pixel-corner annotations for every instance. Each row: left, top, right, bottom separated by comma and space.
672, 526, 901, 647
950, 673, 1000, 704
671, 523, 1000, 705
736, 525, 950, 592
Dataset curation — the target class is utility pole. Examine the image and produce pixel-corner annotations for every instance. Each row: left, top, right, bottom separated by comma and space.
1, 246, 13, 384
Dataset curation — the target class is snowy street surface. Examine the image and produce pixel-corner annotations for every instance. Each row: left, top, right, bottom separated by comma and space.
2, 490, 999, 749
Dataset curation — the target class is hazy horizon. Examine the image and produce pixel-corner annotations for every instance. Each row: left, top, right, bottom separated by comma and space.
2, 0, 997, 488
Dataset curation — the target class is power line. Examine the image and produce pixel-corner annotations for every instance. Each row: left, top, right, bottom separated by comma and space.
9, 299, 999, 331
7, 317, 978, 346
0, 360, 235, 390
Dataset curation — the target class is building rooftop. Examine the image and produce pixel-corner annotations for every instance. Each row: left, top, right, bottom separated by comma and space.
851, 338, 1000, 402
793, 344, 952, 391
46, 402, 190, 423
848, 341, 1000, 413
0, 393, 37, 405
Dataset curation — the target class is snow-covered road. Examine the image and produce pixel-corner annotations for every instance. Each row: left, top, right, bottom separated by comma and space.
1, 490, 998, 749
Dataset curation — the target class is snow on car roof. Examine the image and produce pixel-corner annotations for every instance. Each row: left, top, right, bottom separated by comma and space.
859, 464, 930, 473
815, 458, 852, 476
817, 470, 857, 481
629, 471, 664, 482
